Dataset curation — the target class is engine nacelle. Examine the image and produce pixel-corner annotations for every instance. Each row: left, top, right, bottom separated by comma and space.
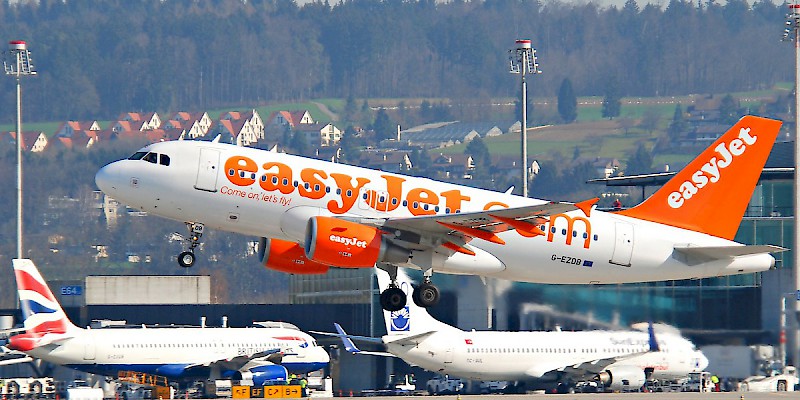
595, 365, 646, 391
305, 216, 409, 268
233, 365, 289, 386
259, 238, 329, 274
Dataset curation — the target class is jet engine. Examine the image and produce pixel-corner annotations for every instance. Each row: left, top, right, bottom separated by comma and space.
594, 365, 647, 391
304, 216, 409, 267
259, 238, 329, 274
232, 365, 289, 387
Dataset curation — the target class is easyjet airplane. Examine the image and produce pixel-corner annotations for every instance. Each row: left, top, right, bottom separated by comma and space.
95, 115, 784, 311
5, 259, 329, 385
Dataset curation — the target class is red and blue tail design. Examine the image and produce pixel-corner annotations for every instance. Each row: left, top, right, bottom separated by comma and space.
13, 259, 76, 337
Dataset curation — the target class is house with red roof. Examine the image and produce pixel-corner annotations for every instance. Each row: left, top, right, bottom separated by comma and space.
3, 131, 48, 152
54, 120, 101, 138
165, 111, 213, 139
218, 109, 264, 146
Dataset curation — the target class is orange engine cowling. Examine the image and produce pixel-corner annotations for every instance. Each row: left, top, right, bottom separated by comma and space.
304, 216, 410, 268
259, 237, 329, 274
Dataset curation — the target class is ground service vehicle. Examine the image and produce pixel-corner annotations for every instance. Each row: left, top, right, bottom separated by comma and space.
426, 375, 464, 395
740, 369, 799, 392
0, 378, 55, 399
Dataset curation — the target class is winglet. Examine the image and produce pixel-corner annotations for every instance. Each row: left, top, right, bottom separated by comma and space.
334, 323, 362, 354
575, 198, 599, 217
648, 322, 660, 352
617, 116, 782, 240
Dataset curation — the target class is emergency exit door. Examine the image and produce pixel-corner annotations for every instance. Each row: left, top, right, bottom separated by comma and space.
195, 148, 220, 192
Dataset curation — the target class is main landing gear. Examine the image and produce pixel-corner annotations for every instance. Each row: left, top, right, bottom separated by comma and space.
378, 265, 441, 312
176, 222, 204, 268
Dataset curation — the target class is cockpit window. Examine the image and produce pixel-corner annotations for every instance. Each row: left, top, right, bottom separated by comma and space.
144, 152, 158, 164
128, 151, 147, 160
160, 154, 170, 166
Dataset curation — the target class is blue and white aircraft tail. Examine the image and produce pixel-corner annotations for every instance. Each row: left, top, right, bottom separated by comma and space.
7, 259, 329, 385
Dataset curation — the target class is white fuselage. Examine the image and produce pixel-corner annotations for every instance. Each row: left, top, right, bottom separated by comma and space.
26, 326, 328, 378
384, 329, 707, 382
95, 140, 773, 283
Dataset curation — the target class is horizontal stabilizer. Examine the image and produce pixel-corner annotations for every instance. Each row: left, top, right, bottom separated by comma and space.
311, 323, 394, 357
383, 331, 437, 346
674, 244, 786, 260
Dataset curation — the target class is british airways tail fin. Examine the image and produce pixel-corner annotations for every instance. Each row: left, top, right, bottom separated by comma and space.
12, 259, 79, 338
375, 269, 456, 336
617, 115, 782, 240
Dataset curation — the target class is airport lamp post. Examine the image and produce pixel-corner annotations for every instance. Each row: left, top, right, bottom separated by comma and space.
3, 40, 36, 260
785, 4, 800, 368
509, 39, 541, 198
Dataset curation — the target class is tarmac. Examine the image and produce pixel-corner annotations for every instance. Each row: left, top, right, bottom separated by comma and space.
344, 394, 797, 399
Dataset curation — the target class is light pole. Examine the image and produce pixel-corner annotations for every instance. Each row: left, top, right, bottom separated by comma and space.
509, 39, 541, 198
784, 4, 800, 368
3, 40, 36, 260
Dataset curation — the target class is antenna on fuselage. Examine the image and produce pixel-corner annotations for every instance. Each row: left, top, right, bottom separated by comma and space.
212, 134, 221, 143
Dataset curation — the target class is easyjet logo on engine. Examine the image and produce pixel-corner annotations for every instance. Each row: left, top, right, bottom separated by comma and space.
329, 234, 368, 248
667, 127, 757, 209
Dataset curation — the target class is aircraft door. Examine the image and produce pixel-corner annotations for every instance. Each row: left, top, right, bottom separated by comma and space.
443, 346, 454, 364
83, 341, 96, 361
195, 148, 221, 192
610, 222, 634, 267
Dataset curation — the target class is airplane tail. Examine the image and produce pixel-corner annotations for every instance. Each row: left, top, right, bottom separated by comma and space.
375, 268, 456, 336
617, 115, 782, 240
13, 259, 78, 336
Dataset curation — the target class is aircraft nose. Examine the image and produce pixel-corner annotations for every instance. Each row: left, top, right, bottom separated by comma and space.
697, 351, 709, 371
316, 346, 331, 363
95, 163, 119, 195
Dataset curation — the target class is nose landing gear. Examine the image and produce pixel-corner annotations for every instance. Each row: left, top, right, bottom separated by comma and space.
176, 222, 204, 268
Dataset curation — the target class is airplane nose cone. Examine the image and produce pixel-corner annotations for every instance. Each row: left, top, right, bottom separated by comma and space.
317, 346, 331, 363
95, 163, 117, 195
697, 351, 709, 371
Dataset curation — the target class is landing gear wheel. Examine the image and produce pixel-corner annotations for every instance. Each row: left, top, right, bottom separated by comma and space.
380, 286, 407, 312
413, 282, 440, 308
178, 251, 196, 268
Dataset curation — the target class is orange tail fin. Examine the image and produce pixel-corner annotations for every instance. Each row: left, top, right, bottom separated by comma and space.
617, 115, 782, 240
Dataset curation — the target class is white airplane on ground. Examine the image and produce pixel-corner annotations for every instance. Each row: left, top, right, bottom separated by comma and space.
317, 269, 709, 393
4, 259, 329, 386
95, 115, 784, 311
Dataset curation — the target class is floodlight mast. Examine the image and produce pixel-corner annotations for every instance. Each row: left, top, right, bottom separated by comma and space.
784, 4, 800, 369
509, 39, 541, 198
3, 40, 36, 260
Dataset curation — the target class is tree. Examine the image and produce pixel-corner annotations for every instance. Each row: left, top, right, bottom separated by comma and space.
464, 137, 491, 180
339, 126, 361, 165
410, 148, 432, 177
371, 108, 396, 141
667, 104, 688, 141
625, 143, 653, 175
557, 78, 578, 123
290, 130, 308, 155
718, 94, 739, 125
601, 78, 622, 120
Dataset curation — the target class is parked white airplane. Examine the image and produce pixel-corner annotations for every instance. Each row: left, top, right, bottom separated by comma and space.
4, 259, 329, 385
319, 269, 709, 393
95, 115, 784, 311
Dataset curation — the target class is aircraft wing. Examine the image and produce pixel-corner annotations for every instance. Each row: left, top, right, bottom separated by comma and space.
183, 348, 283, 372
529, 323, 661, 380
0, 347, 33, 366
350, 201, 588, 251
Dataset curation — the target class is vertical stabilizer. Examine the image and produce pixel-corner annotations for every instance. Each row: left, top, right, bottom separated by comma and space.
375, 269, 456, 336
13, 259, 78, 335
617, 115, 782, 240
